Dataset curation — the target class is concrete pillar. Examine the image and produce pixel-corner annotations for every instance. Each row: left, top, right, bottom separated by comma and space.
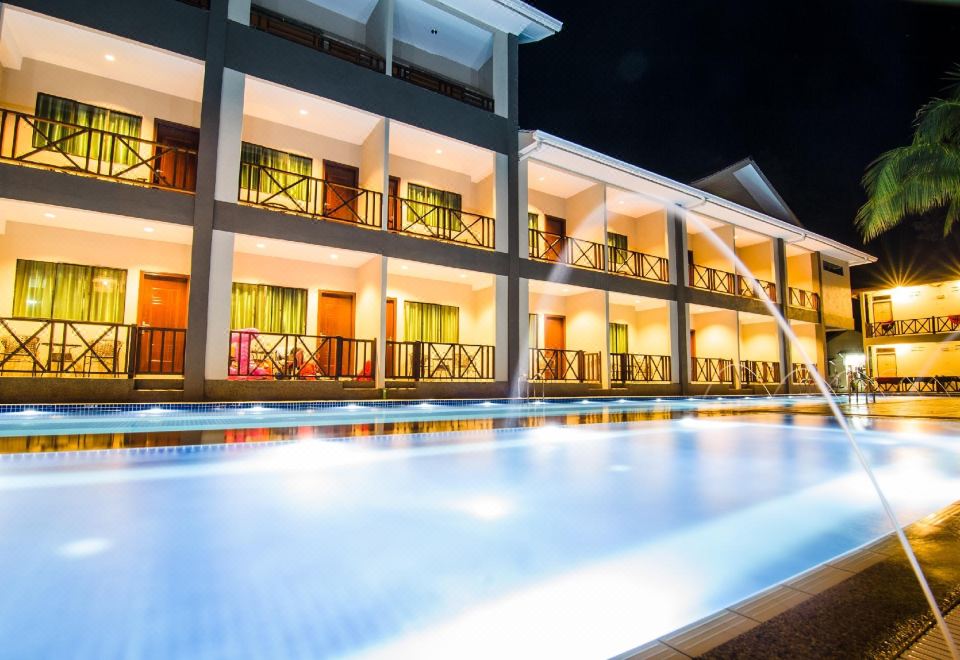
516, 277, 530, 391
814, 251, 827, 376
516, 157, 529, 259
356, 256, 387, 389
494, 274, 508, 381
214, 69, 245, 203
669, 207, 691, 393
360, 118, 389, 230
366, 0, 395, 66
601, 290, 611, 389
774, 238, 791, 392
492, 30, 510, 119
494, 152, 509, 253
504, 34, 521, 388
204, 230, 235, 379
227, 0, 251, 24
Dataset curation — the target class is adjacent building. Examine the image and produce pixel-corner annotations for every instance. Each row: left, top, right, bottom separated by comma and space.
0, 0, 873, 402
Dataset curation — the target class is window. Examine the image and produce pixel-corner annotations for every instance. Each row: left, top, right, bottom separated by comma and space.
33, 93, 142, 165
609, 323, 629, 354
608, 232, 628, 266
407, 183, 462, 231
13, 259, 127, 323
823, 261, 844, 276
404, 301, 459, 343
240, 142, 313, 202
231, 283, 307, 334
528, 212, 539, 230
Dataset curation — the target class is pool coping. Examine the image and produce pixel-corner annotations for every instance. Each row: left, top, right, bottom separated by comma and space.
613, 503, 960, 659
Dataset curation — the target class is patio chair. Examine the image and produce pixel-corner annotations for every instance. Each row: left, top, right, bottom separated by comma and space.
87, 339, 123, 375
0, 335, 42, 375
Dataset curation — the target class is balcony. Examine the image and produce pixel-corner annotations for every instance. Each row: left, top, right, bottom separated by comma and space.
690, 263, 776, 300
386, 341, 494, 381
737, 276, 777, 301
607, 246, 670, 282
867, 314, 960, 338
390, 197, 495, 249
239, 163, 382, 227
788, 287, 821, 311
791, 362, 815, 385
229, 330, 375, 380
740, 360, 780, 385
529, 348, 601, 383
528, 229, 603, 271
0, 318, 185, 378
610, 353, 671, 383
0, 109, 198, 193
874, 376, 960, 393
691, 357, 735, 384
391, 60, 493, 112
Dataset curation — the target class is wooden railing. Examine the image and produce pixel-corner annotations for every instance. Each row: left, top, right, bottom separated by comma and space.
868, 314, 960, 338
0, 318, 132, 377
0, 109, 198, 192
874, 376, 960, 393
691, 356, 735, 384
788, 287, 821, 311
229, 331, 375, 380
528, 229, 604, 271
134, 327, 187, 376
386, 341, 494, 380
392, 60, 494, 112
610, 353, 671, 383
740, 359, 780, 384
737, 276, 777, 301
177, 0, 209, 7
689, 264, 736, 294
391, 197, 495, 249
607, 246, 669, 282
250, 5, 385, 73
791, 362, 814, 385
529, 348, 601, 382
240, 163, 382, 227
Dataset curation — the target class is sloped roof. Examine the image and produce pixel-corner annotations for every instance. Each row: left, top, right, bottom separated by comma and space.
692, 158, 804, 228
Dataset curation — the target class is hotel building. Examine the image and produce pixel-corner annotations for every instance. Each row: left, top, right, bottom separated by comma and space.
0, 0, 873, 402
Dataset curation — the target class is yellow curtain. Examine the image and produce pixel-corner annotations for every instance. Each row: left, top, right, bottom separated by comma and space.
405, 301, 459, 343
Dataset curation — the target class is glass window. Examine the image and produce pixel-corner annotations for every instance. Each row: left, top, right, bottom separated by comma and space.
404, 301, 459, 343
240, 142, 313, 202
33, 93, 142, 165
609, 322, 629, 354
407, 183, 463, 231
231, 283, 307, 335
13, 259, 127, 323
608, 232, 628, 266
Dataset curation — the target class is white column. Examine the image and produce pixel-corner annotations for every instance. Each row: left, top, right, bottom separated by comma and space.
669, 301, 682, 383
517, 277, 530, 387
360, 118, 390, 231
227, 0, 251, 24
356, 256, 387, 388
204, 230, 235, 380
492, 30, 509, 119
214, 68, 245, 203
601, 290, 611, 389
517, 158, 529, 257
493, 152, 509, 253
494, 274, 509, 381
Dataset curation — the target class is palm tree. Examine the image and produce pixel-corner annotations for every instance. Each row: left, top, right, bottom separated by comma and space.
856, 66, 960, 240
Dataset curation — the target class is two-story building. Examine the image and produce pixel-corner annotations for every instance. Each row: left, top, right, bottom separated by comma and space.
0, 0, 872, 402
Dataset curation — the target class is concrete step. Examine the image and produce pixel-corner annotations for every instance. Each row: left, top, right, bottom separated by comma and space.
134, 378, 184, 391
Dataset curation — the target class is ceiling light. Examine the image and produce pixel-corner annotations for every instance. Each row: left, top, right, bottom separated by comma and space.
299, 109, 308, 116
562, 288, 570, 293
329, 253, 339, 260
618, 200, 624, 205
255, 242, 266, 249
401, 264, 409, 270
435, 149, 443, 155
104, 54, 116, 62
43, 212, 56, 219
143, 226, 155, 233
459, 273, 467, 279
538, 176, 545, 182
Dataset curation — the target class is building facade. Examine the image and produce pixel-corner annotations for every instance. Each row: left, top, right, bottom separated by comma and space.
0, 0, 872, 402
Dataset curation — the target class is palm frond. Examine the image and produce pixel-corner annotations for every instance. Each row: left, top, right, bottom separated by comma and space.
913, 97, 960, 145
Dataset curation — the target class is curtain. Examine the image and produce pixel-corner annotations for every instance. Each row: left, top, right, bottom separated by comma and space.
407, 183, 463, 232
528, 212, 539, 230
13, 260, 126, 322
404, 301, 459, 343
86, 267, 126, 323
12, 260, 56, 318
608, 232, 628, 266
33, 93, 142, 165
240, 142, 312, 202
231, 283, 307, 335
609, 323, 629, 354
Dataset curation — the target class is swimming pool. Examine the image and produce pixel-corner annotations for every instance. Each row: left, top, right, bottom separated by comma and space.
0, 405, 956, 658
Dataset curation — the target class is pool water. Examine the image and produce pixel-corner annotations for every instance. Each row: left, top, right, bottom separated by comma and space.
0, 405, 957, 658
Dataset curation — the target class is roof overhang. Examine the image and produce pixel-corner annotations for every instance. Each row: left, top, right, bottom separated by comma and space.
432, 0, 562, 43
520, 130, 877, 267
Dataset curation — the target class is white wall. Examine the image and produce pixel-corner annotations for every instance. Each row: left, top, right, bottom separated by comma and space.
608, 301, 671, 356
739, 318, 779, 363
387, 274, 495, 345
689, 308, 738, 359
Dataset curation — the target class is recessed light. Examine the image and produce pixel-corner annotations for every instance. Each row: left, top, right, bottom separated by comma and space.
459, 273, 467, 279
401, 264, 409, 270
104, 54, 116, 62
299, 109, 308, 116
538, 176, 545, 182
618, 200, 624, 205
143, 226, 155, 233
43, 212, 56, 219
435, 149, 443, 155
562, 288, 570, 293
329, 253, 339, 260
255, 242, 266, 249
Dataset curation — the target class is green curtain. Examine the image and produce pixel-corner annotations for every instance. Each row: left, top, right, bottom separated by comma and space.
407, 183, 463, 232
13, 260, 125, 322
608, 232, 628, 266
404, 301, 459, 343
609, 323, 629, 354
34, 93, 142, 165
240, 142, 312, 202
528, 212, 539, 230
12, 260, 56, 318
231, 283, 307, 335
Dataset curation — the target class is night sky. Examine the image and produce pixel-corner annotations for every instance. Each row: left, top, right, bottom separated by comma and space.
517, 0, 960, 286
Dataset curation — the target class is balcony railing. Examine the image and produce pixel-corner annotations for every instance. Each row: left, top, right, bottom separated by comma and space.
0, 318, 132, 377
134, 327, 186, 376
740, 359, 780, 384
691, 356, 735, 384
788, 287, 821, 311
386, 341, 494, 381
610, 353, 671, 383
177, 0, 209, 7
240, 163, 382, 227
0, 109, 198, 192
229, 331, 375, 380
867, 314, 960, 338
607, 247, 669, 282
529, 348, 601, 382
250, 5, 385, 73
392, 60, 494, 112
874, 376, 960, 393
737, 276, 777, 301
689, 264, 736, 295
391, 197, 495, 249
528, 229, 604, 271
791, 362, 814, 385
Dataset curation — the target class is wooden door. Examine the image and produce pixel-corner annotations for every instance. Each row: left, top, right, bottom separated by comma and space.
544, 315, 565, 379
872, 299, 893, 324
386, 298, 397, 378
153, 120, 199, 192
136, 272, 189, 374
388, 176, 400, 230
317, 291, 355, 376
876, 349, 897, 378
323, 161, 360, 222
689, 329, 697, 357
543, 215, 567, 262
